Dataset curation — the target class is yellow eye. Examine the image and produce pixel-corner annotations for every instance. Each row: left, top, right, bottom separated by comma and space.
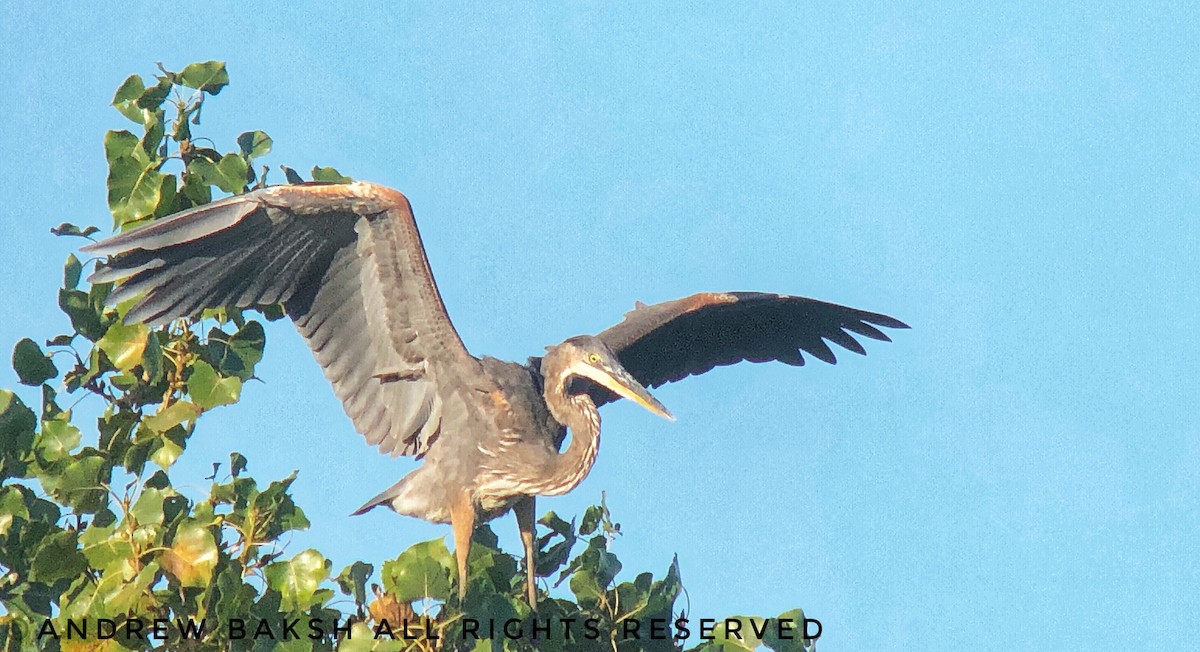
587, 353, 601, 364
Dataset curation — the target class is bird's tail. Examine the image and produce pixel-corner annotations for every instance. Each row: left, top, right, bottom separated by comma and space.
351, 480, 405, 516
350, 468, 447, 522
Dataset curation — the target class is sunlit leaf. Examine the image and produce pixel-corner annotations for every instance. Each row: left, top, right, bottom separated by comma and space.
187, 360, 241, 409
149, 428, 185, 470
177, 61, 229, 95
763, 609, 813, 652
96, 321, 148, 372
130, 487, 166, 526
264, 549, 331, 612
311, 166, 352, 183
162, 519, 217, 587
381, 538, 453, 601
111, 74, 147, 122
189, 153, 248, 194
142, 400, 200, 433
53, 454, 109, 513
35, 420, 81, 463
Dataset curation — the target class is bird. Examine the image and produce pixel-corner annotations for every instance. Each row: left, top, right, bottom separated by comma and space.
81, 180, 908, 607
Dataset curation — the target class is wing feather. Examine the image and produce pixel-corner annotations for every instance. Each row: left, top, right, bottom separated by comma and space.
593, 291, 907, 404
83, 181, 491, 458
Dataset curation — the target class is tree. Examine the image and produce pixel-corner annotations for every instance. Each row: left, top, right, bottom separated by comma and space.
0, 62, 816, 651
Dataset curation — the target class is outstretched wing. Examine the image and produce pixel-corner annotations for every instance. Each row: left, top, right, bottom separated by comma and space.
592, 291, 908, 404
82, 181, 491, 458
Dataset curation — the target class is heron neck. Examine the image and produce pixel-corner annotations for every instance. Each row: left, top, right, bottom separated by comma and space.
541, 384, 602, 496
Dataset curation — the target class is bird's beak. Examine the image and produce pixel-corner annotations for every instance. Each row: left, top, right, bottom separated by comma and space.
577, 362, 675, 422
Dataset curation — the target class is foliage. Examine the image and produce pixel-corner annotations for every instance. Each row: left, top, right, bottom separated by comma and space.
0, 62, 817, 651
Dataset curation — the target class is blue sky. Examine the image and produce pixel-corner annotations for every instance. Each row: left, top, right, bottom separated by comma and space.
2, 2, 1198, 649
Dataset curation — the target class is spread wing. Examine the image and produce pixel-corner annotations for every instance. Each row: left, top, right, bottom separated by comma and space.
82, 181, 490, 458
592, 291, 908, 405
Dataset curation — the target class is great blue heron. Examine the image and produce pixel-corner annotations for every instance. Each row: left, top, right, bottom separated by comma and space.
82, 181, 908, 607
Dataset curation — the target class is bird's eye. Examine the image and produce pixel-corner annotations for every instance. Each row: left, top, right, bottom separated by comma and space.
588, 353, 601, 364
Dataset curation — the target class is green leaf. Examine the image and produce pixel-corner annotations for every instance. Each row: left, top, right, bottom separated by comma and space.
336, 561, 374, 608
177, 61, 229, 95
79, 523, 132, 572
111, 74, 147, 122
150, 427, 185, 469
106, 130, 165, 227
569, 568, 604, 606
189, 153, 248, 194
136, 76, 172, 109
50, 222, 101, 238
579, 504, 603, 536
252, 471, 310, 538
187, 360, 242, 409
142, 330, 163, 384
172, 112, 192, 141
53, 454, 110, 513
215, 153, 249, 193
230, 451, 248, 477
0, 391, 36, 476
237, 130, 273, 160
709, 617, 767, 651
163, 519, 218, 587
204, 321, 264, 380
35, 419, 81, 463
104, 129, 142, 163
265, 549, 330, 612
62, 292, 105, 344
763, 609, 811, 652
130, 487, 166, 526
311, 166, 352, 183
645, 554, 682, 616
29, 530, 87, 583
142, 400, 200, 433
96, 321, 148, 372
63, 254, 82, 290
45, 334, 74, 347
140, 107, 166, 157
382, 538, 454, 601
107, 159, 165, 227
12, 338, 57, 385
58, 288, 105, 341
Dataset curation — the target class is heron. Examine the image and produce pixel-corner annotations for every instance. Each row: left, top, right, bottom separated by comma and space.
82, 181, 908, 607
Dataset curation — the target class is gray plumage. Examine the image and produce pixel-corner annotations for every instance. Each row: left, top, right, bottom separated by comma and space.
82, 180, 908, 606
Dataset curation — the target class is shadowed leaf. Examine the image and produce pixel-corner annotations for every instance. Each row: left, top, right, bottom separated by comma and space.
50, 223, 101, 238
12, 338, 57, 386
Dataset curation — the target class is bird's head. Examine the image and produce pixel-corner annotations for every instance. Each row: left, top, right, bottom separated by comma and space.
542, 335, 674, 421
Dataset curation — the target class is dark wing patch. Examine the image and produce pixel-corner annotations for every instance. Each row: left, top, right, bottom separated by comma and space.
83, 181, 492, 458
592, 291, 908, 405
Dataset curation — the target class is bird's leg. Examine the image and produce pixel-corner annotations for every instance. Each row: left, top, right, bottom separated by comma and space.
450, 491, 476, 602
515, 496, 538, 609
